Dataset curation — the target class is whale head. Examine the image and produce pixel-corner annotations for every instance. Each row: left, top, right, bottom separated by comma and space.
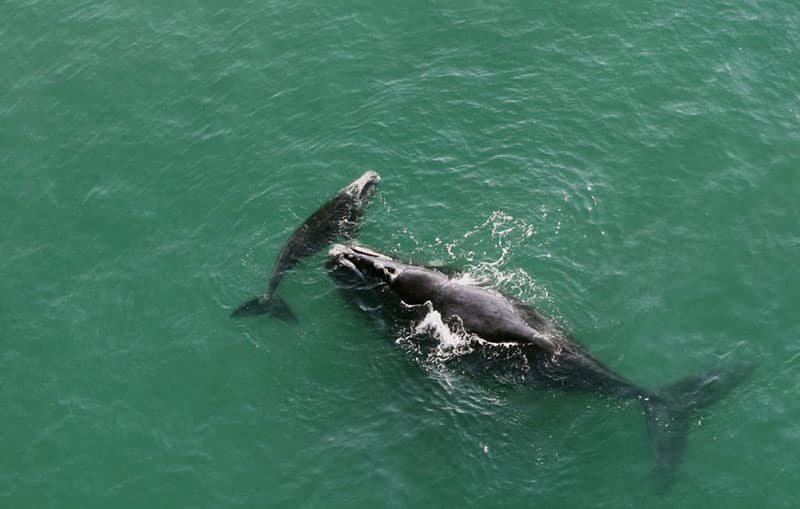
343, 170, 381, 203
327, 243, 448, 305
327, 243, 400, 287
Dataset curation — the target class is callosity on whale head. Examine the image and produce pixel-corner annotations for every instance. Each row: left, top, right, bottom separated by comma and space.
328, 243, 400, 281
344, 171, 381, 203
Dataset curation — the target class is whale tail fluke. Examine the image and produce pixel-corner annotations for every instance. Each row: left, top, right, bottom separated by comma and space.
642, 362, 754, 491
231, 294, 297, 322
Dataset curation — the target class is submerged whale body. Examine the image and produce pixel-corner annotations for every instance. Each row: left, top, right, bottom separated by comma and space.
231, 171, 380, 320
326, 243, 752, 490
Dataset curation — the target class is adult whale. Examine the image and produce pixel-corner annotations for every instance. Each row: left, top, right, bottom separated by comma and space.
326, 243, 752, 489
231, 171, 380, 320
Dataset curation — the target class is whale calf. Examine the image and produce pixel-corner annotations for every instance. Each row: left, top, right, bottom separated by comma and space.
326, 243, 752, 489
231, 171, 380, 320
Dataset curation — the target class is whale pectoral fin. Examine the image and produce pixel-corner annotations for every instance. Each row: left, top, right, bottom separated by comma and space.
231, 294, 297, 322
643, 362, 755, 491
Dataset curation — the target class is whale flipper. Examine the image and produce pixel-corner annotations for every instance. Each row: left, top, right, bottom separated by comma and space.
231, 294, 297, 322
643, 362, 754, 490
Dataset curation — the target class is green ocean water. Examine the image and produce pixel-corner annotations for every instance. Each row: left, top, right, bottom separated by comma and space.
2, 0, 799, 507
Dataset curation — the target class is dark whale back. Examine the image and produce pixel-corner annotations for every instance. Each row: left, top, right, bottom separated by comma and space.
391, 269, 447, 305
389, 268, 560, 352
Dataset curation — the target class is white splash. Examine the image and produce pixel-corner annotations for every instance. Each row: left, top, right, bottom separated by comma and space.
415, 309, 461, 349
411, 308, 476, 360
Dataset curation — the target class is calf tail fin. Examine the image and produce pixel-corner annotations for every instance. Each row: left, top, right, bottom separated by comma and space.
641, 362, 754, 491
230, 294, 297, 322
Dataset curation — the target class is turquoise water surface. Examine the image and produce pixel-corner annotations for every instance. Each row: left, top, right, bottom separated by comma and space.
3, 1, 799, 507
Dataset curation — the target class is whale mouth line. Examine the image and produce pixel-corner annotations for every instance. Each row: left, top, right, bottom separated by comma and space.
338, 257, 365, 280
